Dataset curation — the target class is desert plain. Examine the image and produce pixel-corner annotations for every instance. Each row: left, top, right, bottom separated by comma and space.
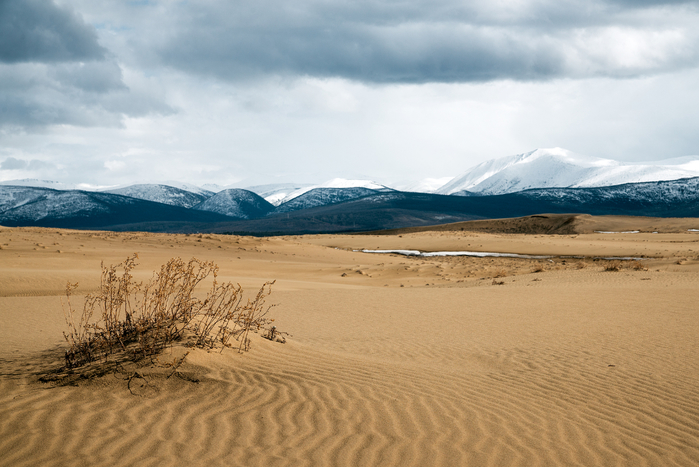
1, 214, 699, 466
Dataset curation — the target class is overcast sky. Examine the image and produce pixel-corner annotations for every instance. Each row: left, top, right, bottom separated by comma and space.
1, 0, 699, 188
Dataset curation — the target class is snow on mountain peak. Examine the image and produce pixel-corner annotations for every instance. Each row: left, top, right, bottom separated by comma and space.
437, 148, 699, 195
279, 178, 389, 204
192, 188, 273, 218
0, 179, 113, 191
243, 183, 314, 206
320, 178, 386, 189
104, 184, 210, 208
396, 177, 455, 193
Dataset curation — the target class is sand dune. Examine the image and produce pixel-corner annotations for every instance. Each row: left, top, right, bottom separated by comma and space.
2, 220, 699, 466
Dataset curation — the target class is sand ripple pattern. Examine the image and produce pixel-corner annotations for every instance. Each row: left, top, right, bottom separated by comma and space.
2, 336, 699, 467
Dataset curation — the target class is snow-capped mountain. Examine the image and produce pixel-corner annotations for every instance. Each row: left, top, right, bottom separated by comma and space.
518, 176, 699, 207
438, 148, 699, 195
396, 177, 455, 193
279, 179, 391, 204
158, 181, 214, 197
0, 186, 116, 222
193, 189, 274, 219
274, 187, 383, 213
0, 186, 229, 227
244, 183, 314, 206
0, 179, 111, 191
0, 178, 217, 198
104, 184, 211, 209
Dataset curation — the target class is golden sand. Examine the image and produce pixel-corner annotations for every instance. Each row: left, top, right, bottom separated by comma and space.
1, 219, 699, 466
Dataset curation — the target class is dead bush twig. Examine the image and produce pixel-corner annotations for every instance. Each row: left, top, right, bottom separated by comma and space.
61, 255, 278, 370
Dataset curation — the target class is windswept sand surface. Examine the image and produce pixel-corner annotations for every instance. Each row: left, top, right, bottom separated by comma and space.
2, 222, 699, 466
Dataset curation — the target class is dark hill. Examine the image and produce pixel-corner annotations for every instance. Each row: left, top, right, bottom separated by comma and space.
104, 184, 211, 208
0, 186, 232, 229
193, 189, 274, 218
274, 187, 384, 213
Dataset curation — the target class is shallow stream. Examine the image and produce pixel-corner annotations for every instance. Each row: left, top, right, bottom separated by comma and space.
358, 249, 643, 261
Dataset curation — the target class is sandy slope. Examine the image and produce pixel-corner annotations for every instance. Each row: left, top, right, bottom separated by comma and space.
1, 221, 699, 466
380, 214, 699, 236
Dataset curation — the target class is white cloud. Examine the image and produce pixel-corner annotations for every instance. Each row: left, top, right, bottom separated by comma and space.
104, 160, 125, 171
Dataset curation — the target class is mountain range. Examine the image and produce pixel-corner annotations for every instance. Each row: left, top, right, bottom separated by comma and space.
2, 148, 699, 234
438, 148, 699, 195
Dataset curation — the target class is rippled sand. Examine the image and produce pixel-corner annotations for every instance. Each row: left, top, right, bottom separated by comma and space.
2, 222, 699, 466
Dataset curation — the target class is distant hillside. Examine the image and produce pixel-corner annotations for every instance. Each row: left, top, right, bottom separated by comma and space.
511, 177, 699, 217
278, 179, 391, 204
104, 184, 210, 208
274, 187, 382, 213
376, 213, 699, 236
244, 183, 313, 206
0, 186, 231, 228
193, 189, 274, 218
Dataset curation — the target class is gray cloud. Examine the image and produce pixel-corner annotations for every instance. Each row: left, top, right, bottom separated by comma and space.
0, 157, 53, 171
0, 62, 174, 130
0, 157, 27, 170
609, 0, 697, 6
160, 24, 567, 83
146, 0, 699, 83
0, 0, 105, 63
0, 0, 173, 131
49, 61, 126, 93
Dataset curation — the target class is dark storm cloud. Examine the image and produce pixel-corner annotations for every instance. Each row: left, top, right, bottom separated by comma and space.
0, 0, 105, 63
160, 23, 566, 83
0, 1, 172, 130
0, 61, 173, 130
150, 0, 699, 83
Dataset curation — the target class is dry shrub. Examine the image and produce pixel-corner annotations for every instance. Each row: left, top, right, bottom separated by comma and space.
62, 254, 275, 369
632, 261, 648, 271
604, 261, 622, 272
